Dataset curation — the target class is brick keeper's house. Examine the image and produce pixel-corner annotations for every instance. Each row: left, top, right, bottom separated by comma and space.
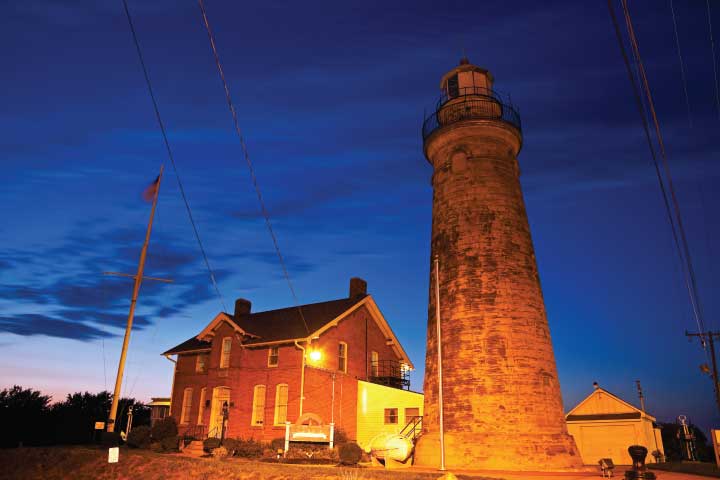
161, 278, 423, 448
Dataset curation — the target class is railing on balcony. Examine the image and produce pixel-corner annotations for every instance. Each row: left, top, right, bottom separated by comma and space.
369, 359, 410, 390
422, 87, 522, 140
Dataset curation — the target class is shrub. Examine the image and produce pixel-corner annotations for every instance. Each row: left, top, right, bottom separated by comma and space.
270, 437, 285, 452
235, 438, 264, 458
212, 446, 229, 459
221, 438, 238, 456
204, 437, 221, 452
285, 444, 338, 464
333, 428, 348, 445
150, 417, 177, 441
339, 442, 362, 465
126, 425, 151, 448
160, 435, 179, 452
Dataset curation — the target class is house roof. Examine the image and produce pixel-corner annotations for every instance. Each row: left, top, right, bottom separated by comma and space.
235, 296, 367, 344
565, 386, 656, 422
161, 294, 413, 368
162, 336, 211, 355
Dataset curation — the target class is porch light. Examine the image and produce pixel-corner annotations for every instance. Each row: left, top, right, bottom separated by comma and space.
308, 349, 322, 362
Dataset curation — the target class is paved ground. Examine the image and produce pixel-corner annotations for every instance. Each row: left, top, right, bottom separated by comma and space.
406, 465, 710, 480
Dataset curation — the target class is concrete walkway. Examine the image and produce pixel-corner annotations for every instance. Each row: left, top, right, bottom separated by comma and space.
407, 466, 710, 480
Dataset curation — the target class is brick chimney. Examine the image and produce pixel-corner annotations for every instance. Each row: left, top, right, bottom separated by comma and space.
349, 277, 367, 298
234, 298, 251, 318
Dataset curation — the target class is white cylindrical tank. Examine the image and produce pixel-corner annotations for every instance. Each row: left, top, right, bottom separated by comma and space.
366, 433, 413, 463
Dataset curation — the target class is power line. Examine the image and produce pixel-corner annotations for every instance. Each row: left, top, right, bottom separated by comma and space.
620, 0, 707, 337
121, 0, 227, 313
196, 0, 310, 334
669, 0, 692, 126
706, 0, 720, 120
607, 0, 708, 348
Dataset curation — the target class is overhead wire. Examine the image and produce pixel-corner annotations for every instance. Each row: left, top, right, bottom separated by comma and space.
669, 0, 692, 126
620, 0, 707, 339
706, 0, 720, 119
607, 0, 708, 350
196, 0, 310, 334
121, 0, 227, 313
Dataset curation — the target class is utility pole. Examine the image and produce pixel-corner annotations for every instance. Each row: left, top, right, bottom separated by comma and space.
636, 380, 646, 413
105, 165, 172, 433
685, 330, 720, 415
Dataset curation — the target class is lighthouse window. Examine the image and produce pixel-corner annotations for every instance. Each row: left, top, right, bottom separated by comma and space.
447, 74, 459, 98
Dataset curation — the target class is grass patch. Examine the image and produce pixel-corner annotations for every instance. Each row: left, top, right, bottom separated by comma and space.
649, 461, 720, 478
0, 446, 503, 480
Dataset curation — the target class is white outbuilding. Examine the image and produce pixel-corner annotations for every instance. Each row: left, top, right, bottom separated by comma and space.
566, 385, 664, 465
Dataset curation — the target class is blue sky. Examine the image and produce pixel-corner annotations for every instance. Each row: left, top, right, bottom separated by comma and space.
2, 0, 719, 431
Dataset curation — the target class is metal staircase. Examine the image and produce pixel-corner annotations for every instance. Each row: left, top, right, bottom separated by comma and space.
399, 415, 423, 443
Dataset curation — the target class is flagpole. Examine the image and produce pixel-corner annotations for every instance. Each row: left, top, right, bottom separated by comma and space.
435, 255, 446, 471
107, 165, 164, 433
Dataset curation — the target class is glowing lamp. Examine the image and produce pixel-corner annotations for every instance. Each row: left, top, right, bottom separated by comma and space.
308, 349, 322, 362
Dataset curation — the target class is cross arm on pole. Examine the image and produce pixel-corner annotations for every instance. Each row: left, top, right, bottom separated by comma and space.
103, 271, 174, 283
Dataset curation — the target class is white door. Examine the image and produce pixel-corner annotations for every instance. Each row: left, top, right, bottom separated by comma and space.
209, 387, 230, 438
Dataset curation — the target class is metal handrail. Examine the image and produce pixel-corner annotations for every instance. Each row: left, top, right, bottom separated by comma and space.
399, 415, 423, 442
436, 86, 513, 109
422, 93, 522, 140
369, 359, 410, 389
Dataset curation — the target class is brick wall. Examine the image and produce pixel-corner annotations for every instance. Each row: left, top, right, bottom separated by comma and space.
169, 300, 403, 442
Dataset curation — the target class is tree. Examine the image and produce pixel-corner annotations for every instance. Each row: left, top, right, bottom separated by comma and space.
0, 386, 52, 447
50, 391, 112, 444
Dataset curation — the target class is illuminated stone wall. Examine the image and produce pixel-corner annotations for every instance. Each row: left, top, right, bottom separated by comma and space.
414, 63, 582, 470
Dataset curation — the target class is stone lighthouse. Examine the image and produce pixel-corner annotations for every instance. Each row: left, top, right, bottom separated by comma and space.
413, 59, 581, 470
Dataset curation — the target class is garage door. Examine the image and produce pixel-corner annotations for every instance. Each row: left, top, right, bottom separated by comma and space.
580, 424, 636, 465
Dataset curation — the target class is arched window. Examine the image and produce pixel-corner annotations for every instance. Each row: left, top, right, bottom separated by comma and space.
180, 387, 193, 424
251, 385, 266, 426
197, 387, 207, 425
274, 384, 288, 425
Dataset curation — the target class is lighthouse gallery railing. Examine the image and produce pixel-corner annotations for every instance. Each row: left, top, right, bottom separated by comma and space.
422, 88, 522, 140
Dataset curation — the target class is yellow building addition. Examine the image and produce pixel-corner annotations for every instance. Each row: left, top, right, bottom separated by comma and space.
356, 380, 423, 451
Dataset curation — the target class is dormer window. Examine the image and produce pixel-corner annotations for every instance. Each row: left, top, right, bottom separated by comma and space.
268, 346, 279, 367
220, 337, 232, 369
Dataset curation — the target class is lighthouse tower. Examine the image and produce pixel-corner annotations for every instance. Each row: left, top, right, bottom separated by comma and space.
413, 60, 581, 470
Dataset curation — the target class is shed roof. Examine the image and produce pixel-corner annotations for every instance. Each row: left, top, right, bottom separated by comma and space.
565, 386, 656, 422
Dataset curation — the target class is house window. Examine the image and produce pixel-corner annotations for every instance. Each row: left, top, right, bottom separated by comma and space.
181, 388, 193, 424
220, 337, 232, 369
405, 407, 420, 420
196, 354, 207, 373
251, 385, 266, 426
197, 388, 207, 424
338, 342, 347, 373
268, 346, 279, 367
371, 351, 379, 377
384, 408, 398, 424
274, 384, 288, 426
